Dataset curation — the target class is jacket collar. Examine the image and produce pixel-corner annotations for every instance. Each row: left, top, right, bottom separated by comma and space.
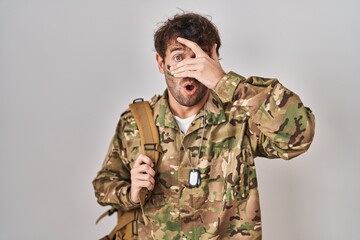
153, 90, 226, 132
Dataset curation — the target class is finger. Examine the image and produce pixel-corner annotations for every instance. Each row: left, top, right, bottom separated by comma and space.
173, 65, 200, 78
171, 57, 202, 71
172, 58, 201, 73
177, 37, 207, 57
133, 164, 156, 177
133, 154, 154, 168
210, 43, 219, 62
142, 181, 155, 191
172, 70, 199, 79
146, 182, 155, 191
134, 173, 155, 185
134, 178, 155, 190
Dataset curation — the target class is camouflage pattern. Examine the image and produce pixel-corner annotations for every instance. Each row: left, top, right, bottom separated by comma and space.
93, 71, 315, 239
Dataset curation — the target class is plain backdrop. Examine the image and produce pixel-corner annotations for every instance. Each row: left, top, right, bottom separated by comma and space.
1, 1, 359, 239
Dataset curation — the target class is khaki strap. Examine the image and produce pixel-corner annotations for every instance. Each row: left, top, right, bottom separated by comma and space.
96, 207, 116, 224
108, 210, 138, 240
129, 99, 160, 163
129, 99, 160, 226
97, 99, 159, 240
99, 210, 138, 240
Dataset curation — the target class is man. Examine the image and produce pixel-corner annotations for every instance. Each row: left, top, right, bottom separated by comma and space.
93, 12, 315, 240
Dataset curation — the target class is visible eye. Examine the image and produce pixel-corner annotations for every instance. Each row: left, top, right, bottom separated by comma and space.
173, 55, 183, 62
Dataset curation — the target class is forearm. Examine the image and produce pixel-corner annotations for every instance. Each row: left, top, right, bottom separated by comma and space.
93, 170, 139, 211
214, 71, 315, 159
93, 133, 140, 211
248, 82, 315, 159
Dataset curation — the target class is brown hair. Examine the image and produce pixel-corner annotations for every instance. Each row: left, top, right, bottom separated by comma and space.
154, 12, 221, 58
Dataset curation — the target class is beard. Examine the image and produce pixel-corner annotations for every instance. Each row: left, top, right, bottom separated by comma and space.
166, 77, 209, 107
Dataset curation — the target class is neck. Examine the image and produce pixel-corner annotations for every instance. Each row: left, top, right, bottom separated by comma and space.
168, 91, 209, 119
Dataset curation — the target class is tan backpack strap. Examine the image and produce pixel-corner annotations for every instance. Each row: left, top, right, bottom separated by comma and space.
96, 207, 116, 225
97, 98, 159, 239
129, 98, 160, 226
129, 98, 160, 164
102, 210, 138, 240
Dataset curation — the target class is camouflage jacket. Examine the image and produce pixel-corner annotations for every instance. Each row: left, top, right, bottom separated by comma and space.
93, 71, 315, 240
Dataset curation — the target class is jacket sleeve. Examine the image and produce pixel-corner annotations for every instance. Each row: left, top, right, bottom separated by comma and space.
92, 114, 140, 211
214, 71, 315, 160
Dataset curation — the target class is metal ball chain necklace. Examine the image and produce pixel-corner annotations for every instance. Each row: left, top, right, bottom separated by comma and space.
180, 108, 206, 188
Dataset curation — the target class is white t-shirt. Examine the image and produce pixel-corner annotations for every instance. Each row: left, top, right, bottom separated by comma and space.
174, 114, 197, 134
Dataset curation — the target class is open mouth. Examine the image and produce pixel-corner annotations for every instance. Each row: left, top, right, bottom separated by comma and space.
184, 83, 197, 95
185, 85, 195, 91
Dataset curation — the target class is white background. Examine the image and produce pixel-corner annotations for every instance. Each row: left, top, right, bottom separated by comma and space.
1, 1, 359, 239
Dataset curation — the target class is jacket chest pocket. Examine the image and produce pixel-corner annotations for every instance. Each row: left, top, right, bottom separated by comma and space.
200, 152, 227, 202
224, 147, 254, 202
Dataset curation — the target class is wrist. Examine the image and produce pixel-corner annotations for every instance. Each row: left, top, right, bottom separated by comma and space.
128, 188, 140, 205
209, 71, 225, 89
213, 71, 246, 102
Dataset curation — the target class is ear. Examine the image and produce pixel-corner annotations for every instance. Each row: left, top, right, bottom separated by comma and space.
156, 53, 165, 74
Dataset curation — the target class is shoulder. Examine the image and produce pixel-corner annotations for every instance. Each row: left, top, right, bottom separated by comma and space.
149, 94, 162, 108
117, 94, 162, 131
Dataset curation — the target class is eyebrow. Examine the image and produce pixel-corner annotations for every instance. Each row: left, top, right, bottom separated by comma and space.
169, 47, 185, 53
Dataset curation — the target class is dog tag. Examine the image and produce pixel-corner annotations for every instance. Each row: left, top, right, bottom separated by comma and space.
188, 169, 201, 188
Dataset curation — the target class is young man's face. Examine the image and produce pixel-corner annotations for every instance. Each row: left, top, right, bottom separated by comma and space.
156, 39, 209, 107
